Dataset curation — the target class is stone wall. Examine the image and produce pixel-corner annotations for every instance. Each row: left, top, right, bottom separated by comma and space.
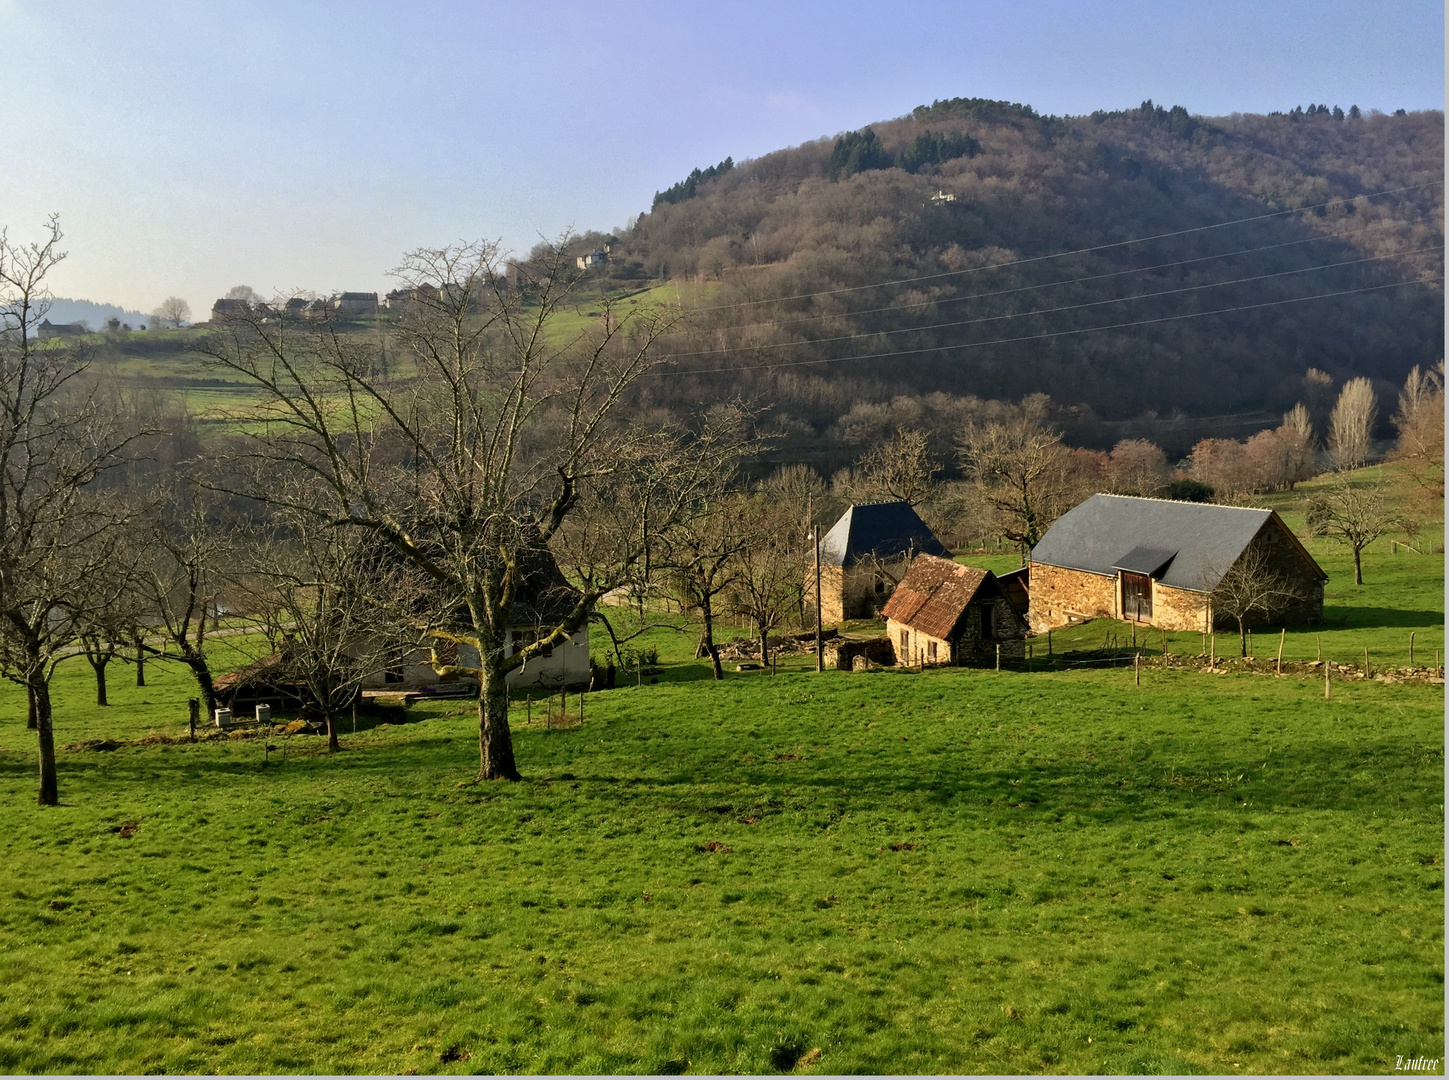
1028, 562, 1116, 632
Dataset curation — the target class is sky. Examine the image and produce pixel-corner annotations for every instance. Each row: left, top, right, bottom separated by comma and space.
2, 0, 1442, 317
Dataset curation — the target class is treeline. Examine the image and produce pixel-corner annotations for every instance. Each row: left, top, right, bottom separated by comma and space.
583, 96, 1442, 442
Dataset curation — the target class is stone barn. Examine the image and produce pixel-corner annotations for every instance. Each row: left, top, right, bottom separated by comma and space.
1028, 494, 1326, 633
881, 554, 1028, 667
813, 501, 951, 623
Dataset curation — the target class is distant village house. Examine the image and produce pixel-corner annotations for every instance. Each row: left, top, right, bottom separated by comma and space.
1028, 494, 1326, 633
333, 292, 379, 316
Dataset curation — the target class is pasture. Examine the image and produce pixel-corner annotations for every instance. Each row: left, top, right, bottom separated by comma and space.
0, 541, 1441, 1073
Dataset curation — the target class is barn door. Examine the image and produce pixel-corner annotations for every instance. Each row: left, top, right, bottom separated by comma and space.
1122, 572, 1152, 621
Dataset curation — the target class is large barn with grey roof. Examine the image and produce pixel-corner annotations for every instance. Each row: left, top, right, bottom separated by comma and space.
1028, 494, 1326, 633
813, 501, 951, 622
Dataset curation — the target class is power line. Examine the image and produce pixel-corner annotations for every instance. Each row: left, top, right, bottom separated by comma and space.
685, 180, 1443, 313
694, 220, 1437, 334
655, 247, 1440, 360
646, 275, 1441, 378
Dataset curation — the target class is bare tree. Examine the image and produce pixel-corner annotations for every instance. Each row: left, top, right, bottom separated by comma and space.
237, 503, 417, 753
663, 490, 752, 679
848, 428, 939, 506
1207, 544, 1306, 656
202, 240, 723, 780
1327, 376, 1378, 470
725, 495, 809, 665
151, 296, 192, 330
0, 217, 148, 805
1103, 439, 1169, 496
1306, 476, 1396, 585
958, 397, 1071, 549
131, 498, 228, 718
1279, 403, 1318, 485
1392, 362, 1445, 518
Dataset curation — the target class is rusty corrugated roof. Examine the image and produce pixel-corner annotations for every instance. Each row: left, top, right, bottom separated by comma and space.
880, 554, 991, 640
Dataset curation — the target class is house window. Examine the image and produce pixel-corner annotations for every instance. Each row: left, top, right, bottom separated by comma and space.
1122, 572, 1152, 620
511, 630, 524, 655
927, 640, 937, 662
979, 605, 993, 640
383, 660, 404, 684
899, 628, 910, 654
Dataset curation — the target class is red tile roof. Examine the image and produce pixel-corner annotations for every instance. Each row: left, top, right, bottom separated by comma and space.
880, 555, 991, 640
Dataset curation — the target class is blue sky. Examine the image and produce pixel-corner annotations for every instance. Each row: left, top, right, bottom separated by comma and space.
2, 0, 1442, 314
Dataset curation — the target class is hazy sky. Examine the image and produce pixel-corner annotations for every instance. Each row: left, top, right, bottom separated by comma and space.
3, 0, 1442, 315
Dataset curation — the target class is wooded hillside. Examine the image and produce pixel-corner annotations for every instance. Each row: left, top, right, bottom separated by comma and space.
586, 99, 1441, 451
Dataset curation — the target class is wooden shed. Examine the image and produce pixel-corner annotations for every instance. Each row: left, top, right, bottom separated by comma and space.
1028, 494, 1326, 633
881, 554, 1028, 667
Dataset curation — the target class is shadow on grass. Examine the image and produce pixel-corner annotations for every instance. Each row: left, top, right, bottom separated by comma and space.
1320, 606, 1446, 630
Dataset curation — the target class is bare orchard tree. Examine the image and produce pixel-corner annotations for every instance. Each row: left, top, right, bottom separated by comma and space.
236, 501, 419, 753
129, 496, 230, 718
1208, 544, 1306, 657
1327, 376, 1378, 470
201, 239, 721, 780
0, 217, 149, 805
73, 553, 147, 707
725, 494, 810, 665
662, 489, 753, 680
1306, 476, 1396, 586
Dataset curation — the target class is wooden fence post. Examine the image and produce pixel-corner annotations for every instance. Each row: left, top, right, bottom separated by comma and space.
1134, 652, 1140, 686
1409, 632, 1415, 666
188, 698, 199, 743
995, 644, 1001, 672
1276, 628, 1285, 676
1363, 647, 1369, 677
1325, 662, 1331, 700
1209, 633, 1215, 668
1316, 633, 1321, 662
1047, 629, 1052, 656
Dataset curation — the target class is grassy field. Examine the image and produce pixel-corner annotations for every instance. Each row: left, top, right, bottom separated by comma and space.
0, 541, 1442, 1074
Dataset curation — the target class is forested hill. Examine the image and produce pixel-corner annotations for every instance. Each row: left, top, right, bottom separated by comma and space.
591, 99, 1442, 439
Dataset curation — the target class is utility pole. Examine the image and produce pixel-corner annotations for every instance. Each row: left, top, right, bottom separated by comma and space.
810, 495, 823, 673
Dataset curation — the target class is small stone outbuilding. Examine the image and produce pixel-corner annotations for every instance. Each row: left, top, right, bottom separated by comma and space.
1028, 494, 1326, 633
812, 501, 951, 622
881, 554, 1028, 667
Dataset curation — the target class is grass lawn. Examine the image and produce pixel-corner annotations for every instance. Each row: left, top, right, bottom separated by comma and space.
0, 626, 1442, 1073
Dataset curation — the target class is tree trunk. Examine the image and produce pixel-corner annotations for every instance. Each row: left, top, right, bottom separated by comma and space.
183, 652, 217, 718
31, 673, 57, 807
478, 660, 521, 781
701, 597, 723, 680
26, 684, 37, 730
1237, 618, 1247, 657
325, 708, 339, 753
1353, 545, 1364, 585
758, 625, 769, 666
90, 656, 110, 707
134, 639, 146, 687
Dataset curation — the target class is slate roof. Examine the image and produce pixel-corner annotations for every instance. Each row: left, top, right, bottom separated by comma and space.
880, 554, 994, 640
819, 501, 950, 567
1031, 494, 1325, 593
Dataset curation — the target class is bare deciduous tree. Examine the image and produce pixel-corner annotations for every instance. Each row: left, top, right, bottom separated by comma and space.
1327, 376, 1378, 470
237, 502, 418, 753
725, 495, 809, 665
1208, 543, 1306, 656
1392, 361, 1445, 517
151, 296, 192, 330
847, 428, 939, 506
1103, 439, 1169, 497
203, 239, 723, 780
957, 397, 1071, 549
1306, 476, 1396, 585
0, 216, 148, 805
663, 490, 752, 680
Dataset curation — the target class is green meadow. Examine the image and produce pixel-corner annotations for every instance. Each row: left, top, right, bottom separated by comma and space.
0, 539, 1443, 1074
